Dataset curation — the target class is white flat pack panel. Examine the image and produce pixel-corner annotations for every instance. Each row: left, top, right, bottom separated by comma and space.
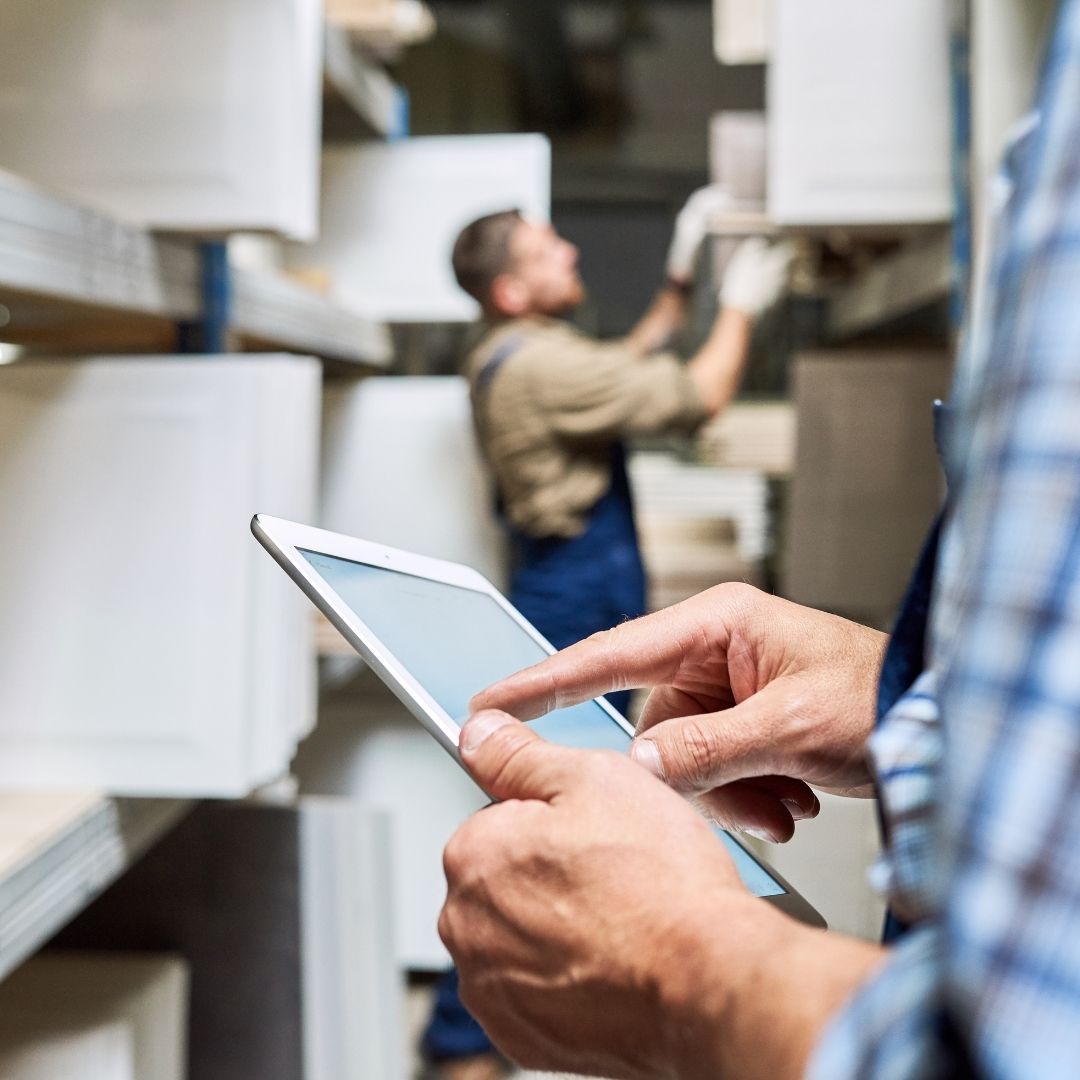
300, 800, 407, 1080
294, 679, 488, 971
290, 135, 551, 321
321, 377, 508, 588
709, 112, 767, 203
0, 357, 319, 795
768, 0, 953, 226
0, 0, 323, 240
714, 0, 771, 64
0, 954, 188, 1080
0, 1019, 134, 1080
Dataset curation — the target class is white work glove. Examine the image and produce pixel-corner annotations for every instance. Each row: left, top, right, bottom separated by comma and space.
719, 237, 795, 317
665, 183, 735, 284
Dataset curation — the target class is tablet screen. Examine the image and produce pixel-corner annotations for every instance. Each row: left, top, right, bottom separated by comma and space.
300, 548, 784, 898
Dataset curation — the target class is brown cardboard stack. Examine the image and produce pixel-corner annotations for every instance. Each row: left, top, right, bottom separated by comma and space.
782, 347, 952, 629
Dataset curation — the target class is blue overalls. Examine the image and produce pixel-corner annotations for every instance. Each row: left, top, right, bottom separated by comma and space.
508, 442, 647, 718
423, 338, 648, 1064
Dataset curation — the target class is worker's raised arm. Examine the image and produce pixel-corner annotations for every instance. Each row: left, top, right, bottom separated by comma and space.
626, 184, 734, 355
687, 238, 793, 415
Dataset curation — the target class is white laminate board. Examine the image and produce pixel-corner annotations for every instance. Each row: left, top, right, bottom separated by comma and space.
0, 955, 188, 1080
713, 0, 771, 64
709, 112, 767, 204
629, 455, 769, 562
300, 800, 407, 1080
0, 357, 319, 795
0, 1018, 134, 1080
294, 682, 489, 971
0, 170, 199, 318
320, 377, 509, 589
288, 135, 551, 321
324, 23, 403, 137
231, 268, 393, 368
768, 0, 953, 226
0, 799, 189, 982
0, 0, 323, 240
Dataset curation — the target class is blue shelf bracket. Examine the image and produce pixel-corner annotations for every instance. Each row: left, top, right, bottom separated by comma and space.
178, 240, 232, 354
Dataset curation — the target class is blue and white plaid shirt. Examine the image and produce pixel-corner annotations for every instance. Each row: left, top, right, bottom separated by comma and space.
809, 2, 1080, 1076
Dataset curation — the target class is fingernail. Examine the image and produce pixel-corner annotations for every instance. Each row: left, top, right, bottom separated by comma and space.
744, 827, 783, 844
461, 710, 513, 753
781, 797, 812, 821
630, 739, 664, 780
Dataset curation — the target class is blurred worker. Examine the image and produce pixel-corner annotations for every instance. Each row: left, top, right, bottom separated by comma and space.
436, 2, 1080, 1077
420, 196, 789, 1079
454, 196, 790, 718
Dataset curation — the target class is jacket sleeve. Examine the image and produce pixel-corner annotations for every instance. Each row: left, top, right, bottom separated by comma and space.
527, 336, 709, 441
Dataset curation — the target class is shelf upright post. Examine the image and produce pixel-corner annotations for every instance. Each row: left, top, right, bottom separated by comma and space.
179, 240, 232, 354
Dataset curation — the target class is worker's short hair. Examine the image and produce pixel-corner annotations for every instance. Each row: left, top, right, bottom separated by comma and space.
452, 209, 524, 308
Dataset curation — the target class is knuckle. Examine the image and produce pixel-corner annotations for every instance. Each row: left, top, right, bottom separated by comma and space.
442, 827, 471, 882
484, 728, 536, 791
436, 904, 456, 951
669, 717, 722, 789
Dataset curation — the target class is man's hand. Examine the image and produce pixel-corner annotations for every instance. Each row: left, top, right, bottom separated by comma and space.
472, 583, 888, 843
719, 237, 795, 318
440, 710, 884, 1079
666, 184, 735, 285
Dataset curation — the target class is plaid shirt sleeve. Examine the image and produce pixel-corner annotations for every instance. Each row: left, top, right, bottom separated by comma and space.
810, 2, 1080, 1076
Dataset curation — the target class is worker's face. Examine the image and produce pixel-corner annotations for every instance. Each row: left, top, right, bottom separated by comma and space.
495, 220, 584, 317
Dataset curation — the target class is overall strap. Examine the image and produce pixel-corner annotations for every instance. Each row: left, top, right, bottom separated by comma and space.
474, 334, 525, 401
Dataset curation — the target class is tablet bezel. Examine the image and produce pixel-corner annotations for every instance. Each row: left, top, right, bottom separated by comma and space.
252, 513, 826, 928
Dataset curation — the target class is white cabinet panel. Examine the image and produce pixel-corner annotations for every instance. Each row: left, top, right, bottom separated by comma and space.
713, 0, 771, 64
300, 800, 407, 1080
321, 377, 508, 588
295, 677, 489, 971
768, 0, 953, 226
0, 356, 320, 795
0, 1020, 134, 1080
0, 955, 188, 1080
313, 376, 506, 969
290, 135, 551, 321
0, 0, 323, 240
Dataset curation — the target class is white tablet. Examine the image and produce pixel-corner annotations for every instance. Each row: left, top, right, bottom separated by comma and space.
253, 514, 824, 926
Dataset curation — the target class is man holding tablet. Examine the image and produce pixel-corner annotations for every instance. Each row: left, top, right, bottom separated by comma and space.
436, 3, 1080, 1076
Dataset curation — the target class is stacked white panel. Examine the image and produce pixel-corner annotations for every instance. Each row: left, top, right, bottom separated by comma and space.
713, 0, 771, 64
0, 0, 323, 240
0, 357, 320, 795
0, 954, 188, 1080
768, 0, 953, 226
289, 135, 551, 321
295, 679, 488, 972
308, 376, 505, 970
321, 377, 508, 588
300, 800, 407, 1080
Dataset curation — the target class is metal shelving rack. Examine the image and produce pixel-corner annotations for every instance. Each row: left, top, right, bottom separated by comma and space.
0, 170, 392, 368
0, 795, 190, 984
0, 6, 414, 993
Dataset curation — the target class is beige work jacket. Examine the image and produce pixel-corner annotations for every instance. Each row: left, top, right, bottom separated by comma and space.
466, 316, 709, 539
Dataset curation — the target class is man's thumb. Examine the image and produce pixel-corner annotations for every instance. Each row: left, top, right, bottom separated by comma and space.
459, 710, 568, 803
630, 709, 763, 794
